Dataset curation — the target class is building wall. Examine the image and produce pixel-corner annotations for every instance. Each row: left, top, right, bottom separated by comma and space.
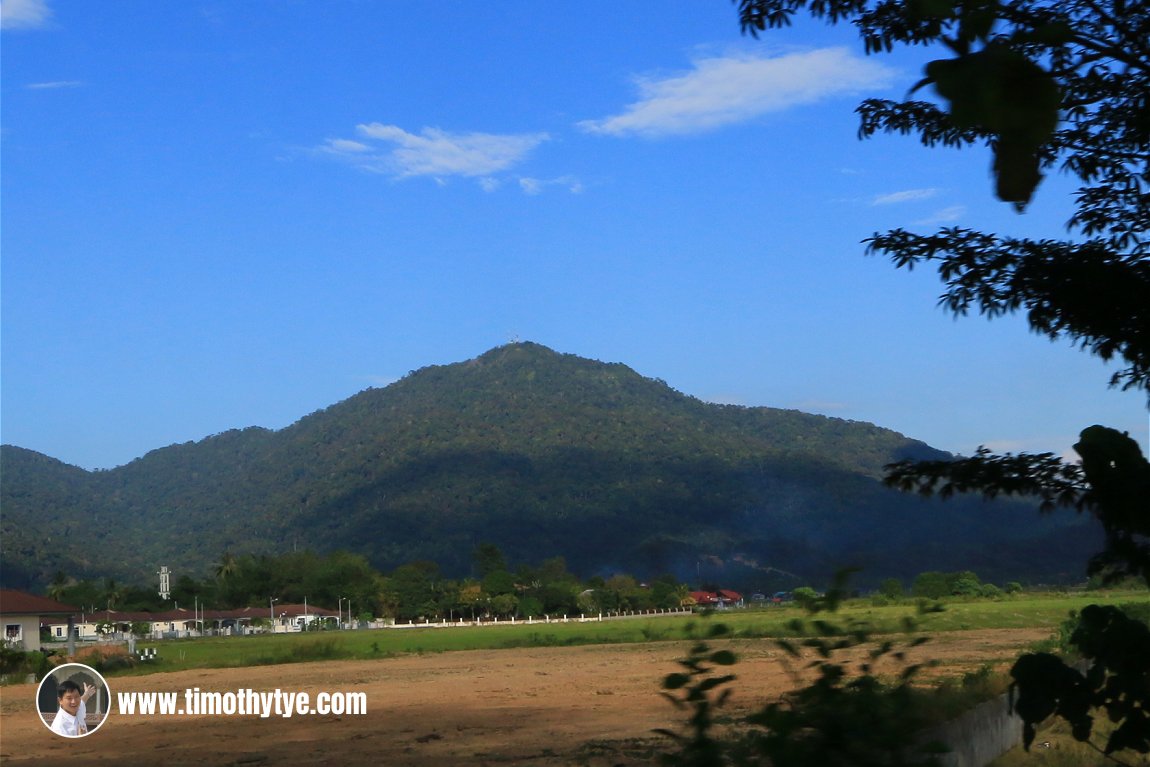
1, 615, 43, 651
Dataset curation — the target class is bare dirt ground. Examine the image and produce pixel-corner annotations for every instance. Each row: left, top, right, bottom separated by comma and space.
0, 628, 1046, 766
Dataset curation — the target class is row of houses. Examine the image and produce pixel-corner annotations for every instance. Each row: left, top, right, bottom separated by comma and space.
687, 589, 744, 608
3, 587, 749, 652
0, 589, 340, 651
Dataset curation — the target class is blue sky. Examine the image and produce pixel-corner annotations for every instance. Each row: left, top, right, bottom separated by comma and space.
3, 0, 1146, 470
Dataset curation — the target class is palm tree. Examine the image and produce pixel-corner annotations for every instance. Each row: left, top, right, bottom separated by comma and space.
214, 551, 238, 582
46, 570, 72, 602
102, 577, 126, 610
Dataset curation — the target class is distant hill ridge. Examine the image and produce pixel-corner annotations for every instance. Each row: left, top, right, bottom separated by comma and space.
0, 342, 1097, 590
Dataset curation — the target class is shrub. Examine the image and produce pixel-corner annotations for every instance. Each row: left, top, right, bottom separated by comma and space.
0, 647, 53, 682
979, 584, 1003, 599
879, 578, 904, 600
655, 621, 737, 767
74, 646, 137, 674
951, 572, 982, 597
912, 572, 951, 600
791, 587, 819, 610
657, 570, 945, 766
1117, 601, 1150, 627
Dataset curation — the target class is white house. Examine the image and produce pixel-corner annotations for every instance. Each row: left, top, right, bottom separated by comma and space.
43, 603, 341, 641
0, 589, 79, 652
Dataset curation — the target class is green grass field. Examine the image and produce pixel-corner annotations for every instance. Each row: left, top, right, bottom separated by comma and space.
83, 589, 1145, 678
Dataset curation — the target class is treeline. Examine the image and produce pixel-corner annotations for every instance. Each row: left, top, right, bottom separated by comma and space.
45, 544, 692, 622
909, 570, 1021, 599
46, 550, 1087, 628
877, 570, 1023, 601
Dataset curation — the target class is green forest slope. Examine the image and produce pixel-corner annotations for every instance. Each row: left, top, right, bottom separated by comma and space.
0, 343, 1097, 590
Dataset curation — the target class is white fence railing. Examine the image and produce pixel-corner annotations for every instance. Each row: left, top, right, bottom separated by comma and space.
386, 606, 694, 629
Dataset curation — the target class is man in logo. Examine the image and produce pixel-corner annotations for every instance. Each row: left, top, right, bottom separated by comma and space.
50, 679, 96, 737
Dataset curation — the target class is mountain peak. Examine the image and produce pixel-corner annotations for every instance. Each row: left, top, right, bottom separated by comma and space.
1, 343, 1095, 592
471, 341, 604, 370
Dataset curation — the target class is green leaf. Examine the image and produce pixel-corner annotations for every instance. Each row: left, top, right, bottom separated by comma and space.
697, 674, 736, 693
775, 638, 800, 658
1013, 21, 1074, 45
993, 139, 1043, 208
925, 44, 1060, 207
709, 649, 738, 666
707, 622, 731, 638
907, 0, 956, 21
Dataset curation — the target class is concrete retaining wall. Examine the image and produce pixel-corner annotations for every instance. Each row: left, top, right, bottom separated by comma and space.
919, 691, 1022, 767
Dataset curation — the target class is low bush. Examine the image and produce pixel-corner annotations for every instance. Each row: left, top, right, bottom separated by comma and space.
0, 646, 53, 682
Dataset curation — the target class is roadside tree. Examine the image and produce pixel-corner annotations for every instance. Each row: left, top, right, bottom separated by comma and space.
736, 0, 1148, 756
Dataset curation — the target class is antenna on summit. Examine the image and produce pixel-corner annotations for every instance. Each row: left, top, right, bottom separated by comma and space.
508, 332, 521, 344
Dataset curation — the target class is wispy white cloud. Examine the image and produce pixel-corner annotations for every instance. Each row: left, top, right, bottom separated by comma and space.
519, 176, 583, 195
26, 80, 82, 90
913, 205, 966, 226
326, 138, 370, 153
872, 188, 938, 206
320, 123, 549, 181
579, 47, 895, 138
1, 0, 51, 30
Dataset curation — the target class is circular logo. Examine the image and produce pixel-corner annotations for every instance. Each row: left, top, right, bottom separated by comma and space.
37, 663, 111, 737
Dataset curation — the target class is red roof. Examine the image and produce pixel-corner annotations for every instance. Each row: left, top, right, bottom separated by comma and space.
689, 590, 743, 605
0, 589, 79, 615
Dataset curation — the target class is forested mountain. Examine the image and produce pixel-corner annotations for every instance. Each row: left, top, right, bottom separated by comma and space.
0, 342, 1097, 591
